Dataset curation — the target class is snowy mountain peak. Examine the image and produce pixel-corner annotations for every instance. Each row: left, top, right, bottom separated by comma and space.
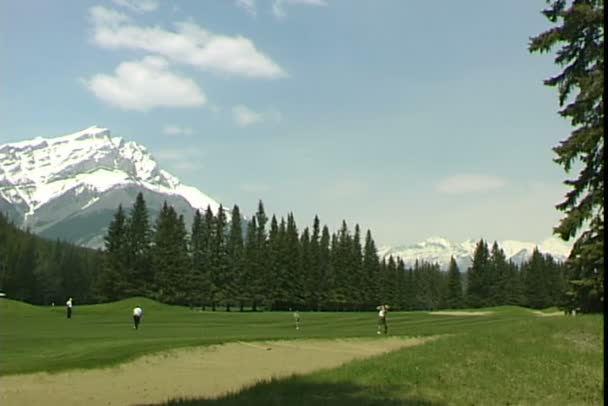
0, 126, 222, 247
381, 236, 572, 270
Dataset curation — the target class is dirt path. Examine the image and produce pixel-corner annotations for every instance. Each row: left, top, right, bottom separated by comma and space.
1, 337, 434, 406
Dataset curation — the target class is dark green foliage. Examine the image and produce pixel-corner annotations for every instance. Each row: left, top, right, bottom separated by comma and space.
362, 230, 380, 308
224, 205, 244, 311
124, 192, 153, 296
0, 213, 101, 305
466, 240, 491, 308
445, 257, 464, 308
530, 0, 604, 313
152, 203, 191, 304
0, 193, 572, 312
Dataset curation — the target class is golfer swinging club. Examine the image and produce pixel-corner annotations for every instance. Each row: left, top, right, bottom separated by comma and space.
133, 305, 143, 330
376, 304, 389, 335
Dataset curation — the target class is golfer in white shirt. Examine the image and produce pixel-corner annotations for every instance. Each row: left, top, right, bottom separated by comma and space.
133, 306, 143, 330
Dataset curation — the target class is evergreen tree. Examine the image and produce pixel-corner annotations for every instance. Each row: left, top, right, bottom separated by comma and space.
362, 230, 380, 308
523, 248, 551, 309
467, 239, 490, 307
349, 225, 364, 309
489, 242, 508, 306
308, 216, 322, 310
242, 217, 258, 310
267, 215, 283, 309
190, 210, 211, 308
285, 213, 302, 308
530, 0, 604, 313
445, 256, 464, 308
98, 205, 128, 300
318, 225, 333, 310
153, 202, 190, 304
253, 201, 269, 309
299, 227, 312, 309
211, 204, 228, 309
124, 192, 152, 296
225, 205, 244, 311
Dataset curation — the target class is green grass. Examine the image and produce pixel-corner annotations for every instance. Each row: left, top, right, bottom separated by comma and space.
164, 312, 604, 406
0, 298, 517, 375
1, 298, 603, 405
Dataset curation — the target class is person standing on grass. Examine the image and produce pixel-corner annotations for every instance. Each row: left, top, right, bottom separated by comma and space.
376, 304, 389, 335
133, 306, 143, 330
66, 297, 73, 319
293, 310, 301, 330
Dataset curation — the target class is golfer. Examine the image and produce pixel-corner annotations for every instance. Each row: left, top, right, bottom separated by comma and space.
376, 304, 389, 335
66, 297, 73, 319
133, 306, 143, 330
293, 310, 300, 330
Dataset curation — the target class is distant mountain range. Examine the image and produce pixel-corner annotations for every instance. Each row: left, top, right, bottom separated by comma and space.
0, 126, 221, 247
0, 127, 574, 265
378, 236, 572, 270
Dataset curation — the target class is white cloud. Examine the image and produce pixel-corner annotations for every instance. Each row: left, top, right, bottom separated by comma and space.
163, 125, 193, 136
84, 56, 206, 111
233, 105, 263, 127
90, 6, 286, 78
89, 5, 130, 26
236, 0, 257, 17
272, 0, 327, 20
436, 174, 507, 194
112, 0, 159, 13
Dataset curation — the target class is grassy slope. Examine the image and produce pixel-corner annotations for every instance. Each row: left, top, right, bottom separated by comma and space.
1, 299, 603, 405
1, 298, 519, 375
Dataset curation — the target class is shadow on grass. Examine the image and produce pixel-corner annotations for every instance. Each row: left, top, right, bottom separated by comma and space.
145, 377, 446, 406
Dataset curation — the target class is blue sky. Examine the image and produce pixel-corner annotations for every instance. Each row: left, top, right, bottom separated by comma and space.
1, 0, 573, 247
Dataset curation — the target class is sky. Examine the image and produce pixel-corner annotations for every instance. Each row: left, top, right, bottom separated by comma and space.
0, 0, 574, 248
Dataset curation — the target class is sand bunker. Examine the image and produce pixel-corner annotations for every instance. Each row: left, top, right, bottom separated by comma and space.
531, 310, 564, 317
429, 311, 493, 316
0, 337, 435, 406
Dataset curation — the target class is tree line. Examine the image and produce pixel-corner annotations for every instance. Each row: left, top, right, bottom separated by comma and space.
0, 213, 101, 305
93, 193, 566, 311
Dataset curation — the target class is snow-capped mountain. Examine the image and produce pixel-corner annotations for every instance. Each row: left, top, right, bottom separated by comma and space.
0, 126, 221, 247
379, 236, 572, 270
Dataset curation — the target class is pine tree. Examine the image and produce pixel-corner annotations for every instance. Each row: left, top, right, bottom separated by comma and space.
466, 239, 490, 308
153, 202, 190, 304
489, 242, 508, 306
318, 225, 333, 310
211, 204, 228, 309
253, 201, 269, 309
349, 225, 364, 309
308, 216, 322, 310
267, 215, 283, 309
225, 205, 244, 311
98, 205, 128, 300
124, 193, 152, 296
530, 0, 604, 313
190, 209, 212, 308
299, 227, 312, 309
523, 248, 551, 309
445, 256, 464, 308
362, 229, 380, 308
242, 217, 258, 310
285, 213, 302, 308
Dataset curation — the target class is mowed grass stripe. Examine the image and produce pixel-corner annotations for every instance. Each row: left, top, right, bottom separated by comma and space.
0, 298, 578, 377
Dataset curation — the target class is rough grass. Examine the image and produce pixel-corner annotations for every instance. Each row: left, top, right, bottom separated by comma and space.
163, 313, 603, 406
